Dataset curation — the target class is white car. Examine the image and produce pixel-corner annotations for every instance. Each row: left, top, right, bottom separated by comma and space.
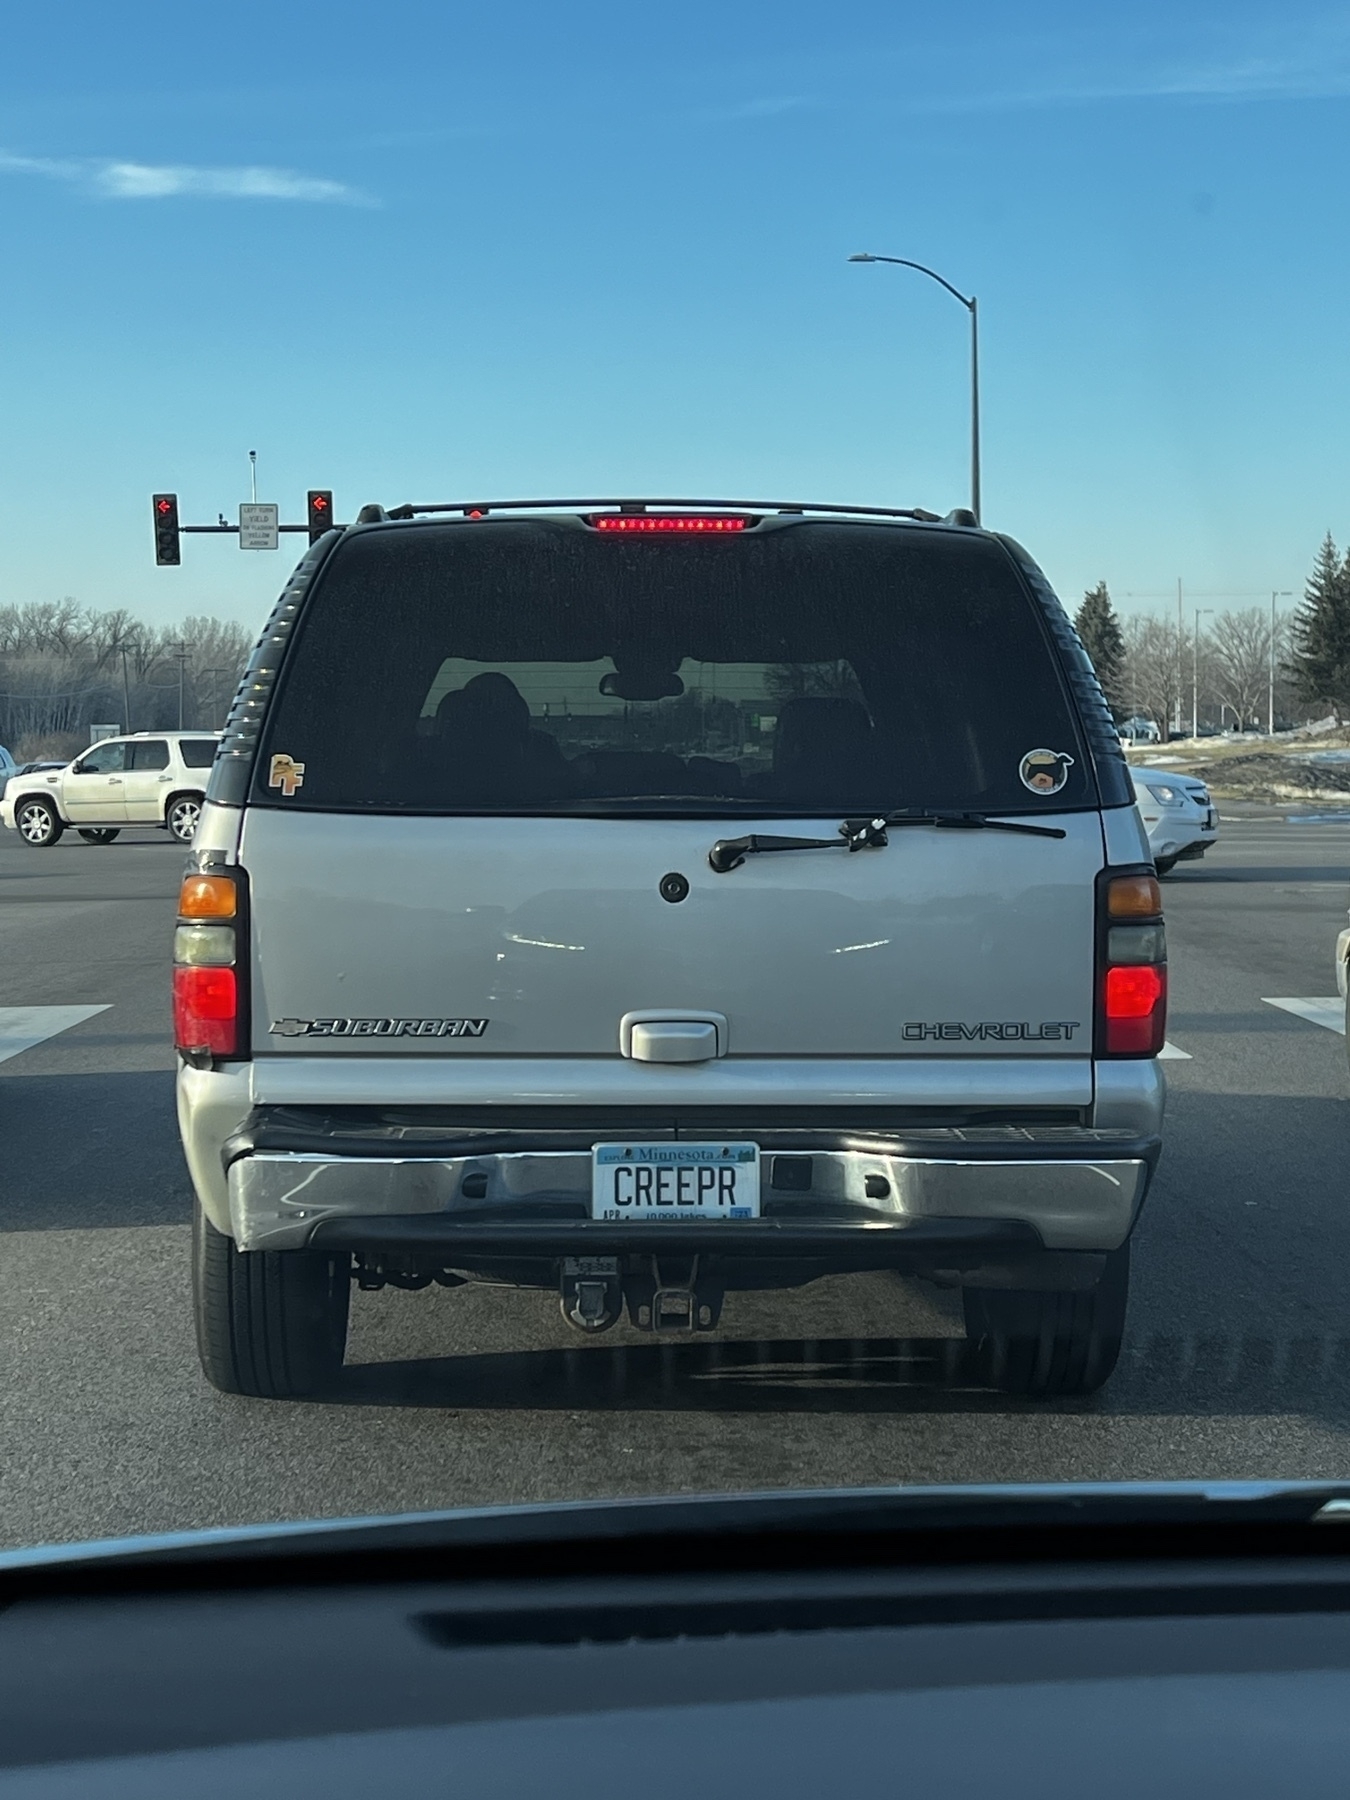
1130, 768, 1218, 875
0, 731, 221, 847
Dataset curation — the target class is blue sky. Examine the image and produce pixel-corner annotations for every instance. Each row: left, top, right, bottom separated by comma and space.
0, 0, 1346, 632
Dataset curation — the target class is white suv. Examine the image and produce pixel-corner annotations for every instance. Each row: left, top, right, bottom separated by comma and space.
0, 732, 221, 846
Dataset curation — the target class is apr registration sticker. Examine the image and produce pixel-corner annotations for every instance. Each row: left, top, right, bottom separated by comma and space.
1018, 748, 1074, 795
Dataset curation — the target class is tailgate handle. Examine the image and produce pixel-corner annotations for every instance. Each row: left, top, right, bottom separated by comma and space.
621, 1011, 727, 1063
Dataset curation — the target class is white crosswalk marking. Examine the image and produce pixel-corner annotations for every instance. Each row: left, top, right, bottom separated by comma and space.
1159, 1042, 1192, 1060
0, 1005, 111, 1066
1263, 997, 1346, 1036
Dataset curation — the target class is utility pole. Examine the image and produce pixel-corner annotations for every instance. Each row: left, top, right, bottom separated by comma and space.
173, 643, 188, 730
1175, 578, 1184, 736
201, 668, 230, 728
1192, 609, 1213, 738
118, 639, 138, 735
1269, 590, 1292, 734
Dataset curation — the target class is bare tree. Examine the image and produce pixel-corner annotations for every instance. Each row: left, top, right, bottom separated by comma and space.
1204, 609, 1272, 727
1122, 616, 1184, 736
0, 601, 256, 751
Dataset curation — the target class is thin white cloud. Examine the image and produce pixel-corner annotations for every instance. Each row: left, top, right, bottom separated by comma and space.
904, 19, 1350, 113
698, 95, 814, 124
0, 150, 370, 205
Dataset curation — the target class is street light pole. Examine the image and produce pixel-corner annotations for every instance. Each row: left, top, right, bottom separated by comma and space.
118, 640, 138, 736
849, 253, 981, 523
1269, 590, 1292, 735
968, 295, 981, 526
1192, 609, 1213, 739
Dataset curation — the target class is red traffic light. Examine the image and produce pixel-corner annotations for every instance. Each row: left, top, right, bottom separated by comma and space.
152, 493, 181, 565
307, 489, 334, 543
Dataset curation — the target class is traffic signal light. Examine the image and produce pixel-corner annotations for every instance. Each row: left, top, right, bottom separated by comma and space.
153, 493, 180, 566
307, 489, 334, 544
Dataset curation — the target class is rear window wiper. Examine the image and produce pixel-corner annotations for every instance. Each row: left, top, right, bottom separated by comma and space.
708, 811, 1067, 873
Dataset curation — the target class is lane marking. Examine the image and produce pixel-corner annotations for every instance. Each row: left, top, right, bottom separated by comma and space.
1159, 1042, 1192, 1060
0, 1005, 111, 1066
1263, 997, 1345, 1036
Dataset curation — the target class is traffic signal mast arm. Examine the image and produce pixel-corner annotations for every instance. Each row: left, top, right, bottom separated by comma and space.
152, 490, 339, 564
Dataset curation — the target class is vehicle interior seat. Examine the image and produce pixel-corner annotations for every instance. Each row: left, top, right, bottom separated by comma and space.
762, 696, 875, 802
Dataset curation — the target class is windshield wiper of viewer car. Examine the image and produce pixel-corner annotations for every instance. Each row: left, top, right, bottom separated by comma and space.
708, 810, 1068, 874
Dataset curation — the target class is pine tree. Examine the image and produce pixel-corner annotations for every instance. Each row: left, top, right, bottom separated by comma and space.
1074, 581, 1126, 718
1288, 533, 1350, 723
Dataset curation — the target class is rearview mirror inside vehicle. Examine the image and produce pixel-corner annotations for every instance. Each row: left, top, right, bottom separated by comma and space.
599, 667, 685, 701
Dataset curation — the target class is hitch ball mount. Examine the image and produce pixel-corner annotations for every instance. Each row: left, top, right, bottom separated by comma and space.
560, 1255, 724, 1335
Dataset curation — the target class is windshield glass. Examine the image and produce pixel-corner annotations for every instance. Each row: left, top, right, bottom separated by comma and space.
257, 523, 1090, 814
3, 0, 1350, 1566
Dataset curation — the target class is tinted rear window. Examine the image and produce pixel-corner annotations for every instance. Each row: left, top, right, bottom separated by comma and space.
180, 739, 218, 769
255, 521, 1090, 816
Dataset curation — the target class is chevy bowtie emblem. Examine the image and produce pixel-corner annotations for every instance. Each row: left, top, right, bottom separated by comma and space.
268, 753, 305, 797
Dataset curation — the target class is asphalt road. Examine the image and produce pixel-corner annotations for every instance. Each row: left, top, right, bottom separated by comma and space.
3, 818, 1350, 1550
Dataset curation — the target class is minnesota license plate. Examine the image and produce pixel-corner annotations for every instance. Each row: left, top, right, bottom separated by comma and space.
591, 1142, 760, 1221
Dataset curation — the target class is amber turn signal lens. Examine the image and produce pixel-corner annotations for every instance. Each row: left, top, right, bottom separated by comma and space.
1107, 874, 1161, 919
179, 873, 237, 920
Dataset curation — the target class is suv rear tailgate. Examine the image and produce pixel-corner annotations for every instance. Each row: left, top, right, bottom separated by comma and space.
242, 808, 1102, 1062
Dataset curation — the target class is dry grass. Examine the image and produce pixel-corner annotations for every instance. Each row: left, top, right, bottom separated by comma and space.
1125, 733, 1350, 803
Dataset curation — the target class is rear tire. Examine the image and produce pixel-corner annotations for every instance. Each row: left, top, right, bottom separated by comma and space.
16, 798, 63, 846
78, 828, 120, 844
962, 1244, 1130, 1397
166, 793, 204, 844
192, 1204, 351, 1398
1154, 855, 1178, 875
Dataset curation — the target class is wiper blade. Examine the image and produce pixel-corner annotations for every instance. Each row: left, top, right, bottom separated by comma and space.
709, 810, 1066, 873
853, 810, 1068, 842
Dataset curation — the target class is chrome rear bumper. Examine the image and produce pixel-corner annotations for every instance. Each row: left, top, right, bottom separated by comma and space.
227, 1143, 1151, 1255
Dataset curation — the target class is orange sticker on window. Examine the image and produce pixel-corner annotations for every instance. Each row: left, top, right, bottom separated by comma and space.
268, 753, 305, 797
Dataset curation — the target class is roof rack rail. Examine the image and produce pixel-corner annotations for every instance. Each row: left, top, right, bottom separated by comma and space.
355, 497, 949, 525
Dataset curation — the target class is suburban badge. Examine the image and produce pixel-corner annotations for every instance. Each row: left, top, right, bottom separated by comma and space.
269, 1017, 489, 1038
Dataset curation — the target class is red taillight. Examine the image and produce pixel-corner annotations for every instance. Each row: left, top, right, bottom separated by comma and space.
173, 965, 238, 1056
1097, 870, 1166, 1057
1103, 963, 1167, 1055
592, 515, 747, 533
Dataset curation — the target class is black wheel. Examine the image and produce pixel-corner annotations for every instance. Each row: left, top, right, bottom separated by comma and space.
192, 1204, 351, 1398
166, 793, 204, 844
15, 798, 63, 847
1154, 856, 1178, 876
77, 828, 120, 844
962, 1244, 1130, 1397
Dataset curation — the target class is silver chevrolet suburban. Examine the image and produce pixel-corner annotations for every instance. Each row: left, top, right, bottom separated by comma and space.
176, 500, 1165, 1401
